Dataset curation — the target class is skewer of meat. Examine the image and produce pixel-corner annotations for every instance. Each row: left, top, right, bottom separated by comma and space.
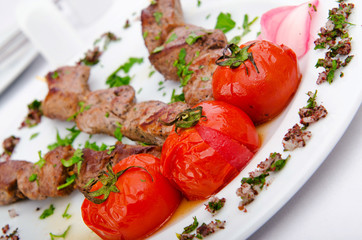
0, 142, 160, 205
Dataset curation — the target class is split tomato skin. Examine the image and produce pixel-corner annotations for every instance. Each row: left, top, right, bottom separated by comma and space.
161, 101, 259, 200
81, 154, 182, 240
212, 40, 301, 125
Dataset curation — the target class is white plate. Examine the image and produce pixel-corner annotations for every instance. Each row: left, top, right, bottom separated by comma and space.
0, 0, 361, 239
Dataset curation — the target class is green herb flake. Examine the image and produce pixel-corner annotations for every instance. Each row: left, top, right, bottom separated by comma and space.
215, 12, 236, 33
106, 57, 143, 88
143, 31, 149, 39
50, 225, 71, 240
170, 89, 185, 103
62, 203, 72, 219
57, 174, 77, 190
30, 132, 39, 140
39, 204, 55, 219
166, 32, 178, 44
149, 70, 155, 78
34, 151, 46, 169
173, 48, 198, 86
153, 11, 163, 25
185, 32, 203, 45
114, 126, 123, 141
152, 45, 164, 54
183, 216, 199, 234
29, 173, 37, 182
51, 71, 59, 79
61, 148, 83, 168
47, 126, 81, 150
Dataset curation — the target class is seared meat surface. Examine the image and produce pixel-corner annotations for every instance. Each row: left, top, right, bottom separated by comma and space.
141, 0, 184, 53
149, 25, 227, 81
121, 101, 188, 146
17, 162, 46, 200
38, 146, 76, 197
76, 86, 135, 136
0, 161, 28, 205
42, 65, 90, 120
183, 49, 224, 106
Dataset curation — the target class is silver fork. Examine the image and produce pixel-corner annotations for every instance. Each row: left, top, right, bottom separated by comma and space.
0, 30, 28, 65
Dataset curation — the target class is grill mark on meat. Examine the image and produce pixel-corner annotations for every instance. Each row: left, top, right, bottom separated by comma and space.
76, 86, 135, 136
42, 65, 90, 121
121, 101, 188, 146
141, 0, 184, 53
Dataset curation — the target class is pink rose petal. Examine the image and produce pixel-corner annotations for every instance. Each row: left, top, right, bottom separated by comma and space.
259, 0, 319, 59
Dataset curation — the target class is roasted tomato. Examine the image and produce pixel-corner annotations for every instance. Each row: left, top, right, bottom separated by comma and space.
161, 101, 259, 200
81, 154, 181, 240
212, 40, 301, 125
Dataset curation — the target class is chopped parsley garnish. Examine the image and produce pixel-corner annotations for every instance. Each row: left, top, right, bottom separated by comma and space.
50, 225, 71, 240
57, 174, 77, 190
66, 101, 91, 121
62, 203, 72, 219
30, 132, 39, 140
215, 12, 236, 33
106, 57, 144, 88
153, 11, 163, 25
19, 99, 43, 129
173, 48, 198, 86
39, 204, 55, 219
166, 32, 178, 44
183, 216, 199, 234
114, 123, 123, 141
51, 71, 59, 79
185, 32, 203, 45
170, 89, 185, 103
28, 173, 38, 182
47, 126, 81, 150
229, 14, 258, 45
61, 148, 83, 168
34, 151, 46, 169
84, 141, 108, 151
197, 0, 201, 7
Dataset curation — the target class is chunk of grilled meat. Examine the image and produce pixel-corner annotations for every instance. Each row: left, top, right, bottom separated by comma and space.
183, 49, 224, 106
149, 25, 227, 81
141, 0, 184, 53
17, 162, 46, 201
75, 142, 161, 189
0, 161, 28, 205
121, 101, 188, 146
42, 65, 91, 121
76, 86, 135, 136
37, 145, 76, 197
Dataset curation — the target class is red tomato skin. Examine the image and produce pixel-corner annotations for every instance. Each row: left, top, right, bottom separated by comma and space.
81, 154, 181, 240
161, 101, 259, 200
212, 40, 301, 125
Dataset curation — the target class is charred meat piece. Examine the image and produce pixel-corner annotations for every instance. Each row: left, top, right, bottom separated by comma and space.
183, 49, 224, 106
37, 145, 75, 197
0, 161, 28, 205
0, 136, 20, 161
75, 142, 161, 189
149, 25, 227, 81
42, 65, 91, 121
141, 0, 184, 53
76, 86, 135, 136
17, 162, 46, 201
122, 101, 188, 146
